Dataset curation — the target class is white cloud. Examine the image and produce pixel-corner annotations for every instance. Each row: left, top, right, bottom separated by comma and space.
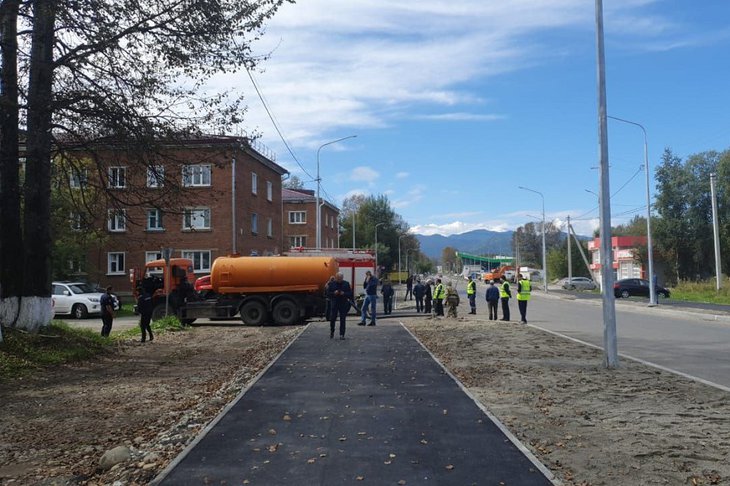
350, 166, 380, 183
411, 221, 512, 236
393, 185, 427, 209
414, 112, 505, 122
395, 172, 409, 179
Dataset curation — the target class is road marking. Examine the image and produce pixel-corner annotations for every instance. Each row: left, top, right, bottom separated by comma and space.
529, 324, 730, 394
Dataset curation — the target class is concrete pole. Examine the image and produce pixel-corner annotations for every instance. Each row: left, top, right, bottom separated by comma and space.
398, 235, 404, 284
711, 173, 722, 291
352, 212, 356, 251
315, 135, 357, 250
567, 215, 572, 285
375, 222, 385, 273
596, 0, 619, 368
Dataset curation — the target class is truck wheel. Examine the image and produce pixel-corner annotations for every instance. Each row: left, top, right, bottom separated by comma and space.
240, 300, 267, 326
72, 304, 88, 319
272, 300, 299, 326
151, 303, 169, 321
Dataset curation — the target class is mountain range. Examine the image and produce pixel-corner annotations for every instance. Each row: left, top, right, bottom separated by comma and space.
415, 229, 515, 260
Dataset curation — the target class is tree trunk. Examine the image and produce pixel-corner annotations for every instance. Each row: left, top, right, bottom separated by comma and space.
18, 0, 57, 331
0, 0, 22, 338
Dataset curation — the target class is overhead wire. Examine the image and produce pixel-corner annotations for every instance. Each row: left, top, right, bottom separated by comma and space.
573, 165, 645, 220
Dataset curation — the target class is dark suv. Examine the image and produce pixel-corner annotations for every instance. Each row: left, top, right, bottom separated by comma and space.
613, 278, 670, 299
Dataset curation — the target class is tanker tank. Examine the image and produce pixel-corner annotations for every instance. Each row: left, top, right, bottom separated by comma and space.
211, 256, 338, 294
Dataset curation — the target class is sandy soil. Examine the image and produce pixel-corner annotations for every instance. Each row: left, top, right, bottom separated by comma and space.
1, 306, 728, 486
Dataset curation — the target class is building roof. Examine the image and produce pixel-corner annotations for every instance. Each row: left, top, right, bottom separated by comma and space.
283, 188, 340, 213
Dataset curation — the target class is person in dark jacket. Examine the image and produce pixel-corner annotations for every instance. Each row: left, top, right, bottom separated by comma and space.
137, 289, 154, 342
499, 276, 511, 321
359, 270, 379, 326
381, 278, 394, 314
327, 272, 352, 339
424, 279, 433, 314
324, 275, 335, 321
413, 279, 425, 312
485, 280, 500, 320
405, 274, 414, 300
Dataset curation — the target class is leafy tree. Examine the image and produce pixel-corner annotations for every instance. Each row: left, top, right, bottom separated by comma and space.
0, 0, 292, 332
547, 241, 591, 280
283, 175, 305, 190
512, 221, 563, 269
441, 247, 458, 273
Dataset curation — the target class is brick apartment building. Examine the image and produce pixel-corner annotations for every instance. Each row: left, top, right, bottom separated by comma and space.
63, 136, 289, 290
282, 188, 340, 251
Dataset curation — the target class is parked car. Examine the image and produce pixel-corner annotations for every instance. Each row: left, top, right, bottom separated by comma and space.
613, 278, 670, 299
560, 277, 597, 291
52, 282, 120, 319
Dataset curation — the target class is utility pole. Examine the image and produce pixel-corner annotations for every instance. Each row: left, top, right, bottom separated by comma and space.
596, 0, 618, 368
567, 216, 572, 285
711, 173, 722, 291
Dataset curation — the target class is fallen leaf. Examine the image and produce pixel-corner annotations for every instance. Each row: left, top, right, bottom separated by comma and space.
268, 428, 277, 435
307, 458, 316, 464
398, 480, 407, 485
420, 439, 428, 445
339, 437, 347, 441
389, 453, 396, 458
384, 460, 392, 465
445, 464, 455, 470
356, 476, 364, 481
283, 415, 292, 421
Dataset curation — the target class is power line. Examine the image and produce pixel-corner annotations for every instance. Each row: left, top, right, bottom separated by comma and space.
575, 165, 645, 220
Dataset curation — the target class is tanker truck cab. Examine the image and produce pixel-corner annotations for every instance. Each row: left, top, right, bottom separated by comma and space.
131, 258, 197, 324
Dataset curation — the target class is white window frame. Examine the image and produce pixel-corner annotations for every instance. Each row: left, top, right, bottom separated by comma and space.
107, 209, 127, 232
183, 207, 211, 230
181, 250, 212, 272
288, 211, 306, 224
145, 251, 164, 273
69, 168, 87, 188
251, 172, 258, 195
290, 235, 306, 247
251, 213, 258, 234
267, 217, 273, 238
266, 180, 273, 201
146, 208, 164, 231
182, 164, 212, 187
147, 165, 164, 188
107, 252, 125, 275
108, 166, 127, 189
70, 212, 83, 231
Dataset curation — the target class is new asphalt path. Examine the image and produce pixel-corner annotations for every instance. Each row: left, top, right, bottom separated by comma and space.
155, 319, 554, 485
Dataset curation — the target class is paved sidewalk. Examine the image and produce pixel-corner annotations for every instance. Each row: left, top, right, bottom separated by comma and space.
156, 321, 554, 485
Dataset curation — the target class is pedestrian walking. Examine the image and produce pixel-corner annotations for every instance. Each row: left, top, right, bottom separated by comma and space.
517, 274, 532, 324
424, 279, 433, 314
433, 278, 445, 316
100, 286, 115, 337
323, 276, 335, 321
359, 270, 379, 326
413, 279, 425, 313
137, 289, 154, 342
381, 278, 394, 314
405, 274, 414, 301
486, 280, 500, 320
466, 275, 477, 314
327, 272, 352, 339
499, 276, 511, 321
445, 281, 460, 318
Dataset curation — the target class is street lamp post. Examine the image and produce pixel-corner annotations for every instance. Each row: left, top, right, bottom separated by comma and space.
608, 115, 656, 305
374, 222, 386, 273
398, 234, 406, 284
519, 186, 548, 293
316, 135, 357, 250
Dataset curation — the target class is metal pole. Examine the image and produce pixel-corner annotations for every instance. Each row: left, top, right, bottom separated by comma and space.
375, 222, 385, 272
398, 235, 403, 284
567, 215, 572, 285
316, 135, 357, 250
352, 212, 356, 251
607, 115, 656, 305
596, 0, 618, 368
711, 173, 722, 291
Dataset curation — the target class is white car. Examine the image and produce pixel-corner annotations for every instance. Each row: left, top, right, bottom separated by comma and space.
52, 282, 119, 319
560, 277, 597, 291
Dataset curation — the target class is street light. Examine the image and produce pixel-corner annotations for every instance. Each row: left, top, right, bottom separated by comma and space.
398, 234, 406, 284
608, 115, 656, 305
518, 186, 548, 293
374, 222, 386, 272
406, 249, 414, 277
316, 135, 357, 250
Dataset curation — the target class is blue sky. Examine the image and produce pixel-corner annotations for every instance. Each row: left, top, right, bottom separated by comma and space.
216, 0, 730, 237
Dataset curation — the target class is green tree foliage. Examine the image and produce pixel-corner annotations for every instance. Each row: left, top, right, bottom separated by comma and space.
547, 240, 591, 280
283, 175, 305, 190
512, 221, 563, 269
441, 247, 459, 273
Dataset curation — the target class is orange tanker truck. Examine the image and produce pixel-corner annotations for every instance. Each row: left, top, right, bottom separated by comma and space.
132, 255, 338, 326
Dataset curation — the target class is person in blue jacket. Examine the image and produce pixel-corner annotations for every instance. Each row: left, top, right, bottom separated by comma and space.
359, 270, 379, 326
485, 280, 500, 320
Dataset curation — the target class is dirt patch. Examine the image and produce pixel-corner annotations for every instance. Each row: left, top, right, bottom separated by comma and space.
404, 317, 730, 486
0, 325, 302, 485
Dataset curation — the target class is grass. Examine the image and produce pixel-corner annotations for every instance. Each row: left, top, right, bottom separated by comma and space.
0, 315, 188, 381
672, 278, 730, 305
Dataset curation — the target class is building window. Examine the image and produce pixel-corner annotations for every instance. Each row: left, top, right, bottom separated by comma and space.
267, 218, 273, 237
70, 212, 83, 231
183, 208, 211, 230
146, 209, 164, 231
182, 164, 212, 187
251, 172, 258, 195
107, 252, 125, 275
107, 209, 127, 232
290, 236, 306, 247
251, 213, 258, 234
182, 250, 211, 272
288, 211, 306, 224
266, 181, 273, 201
145, 251, 163, 273
147, 165, 164, 188
108, 167, 126, 189
69, 168, 87, 188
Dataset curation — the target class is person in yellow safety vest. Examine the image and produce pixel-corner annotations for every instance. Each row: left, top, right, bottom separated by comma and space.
433, 278, 446, 316
517, 274, 532, 324
466, 275, 477, 314
499, 276, 511, 321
